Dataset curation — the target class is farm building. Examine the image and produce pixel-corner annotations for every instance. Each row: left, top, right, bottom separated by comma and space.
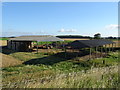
7, 35, 64, 52
65, 39, 116, 59
66, 39, 115, 49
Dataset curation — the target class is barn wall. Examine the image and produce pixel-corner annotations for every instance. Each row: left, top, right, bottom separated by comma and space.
7, 40, 12, 49
11, 41, 16, 50
7, 40, 32, 51
16, 42, 20, 51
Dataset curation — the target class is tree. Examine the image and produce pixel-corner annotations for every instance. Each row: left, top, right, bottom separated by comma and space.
108, 36, 113, 39
94, 33, 101, 39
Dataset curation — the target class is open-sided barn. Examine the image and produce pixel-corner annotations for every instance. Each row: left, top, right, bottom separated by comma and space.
7, 35, 64, 51
66, 39, 115, 49
65, 39, 116, 59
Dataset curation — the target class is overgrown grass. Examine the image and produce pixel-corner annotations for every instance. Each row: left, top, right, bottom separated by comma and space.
2, 65, 118, 88
88, 52, 118, 67
2, 51, 119, 88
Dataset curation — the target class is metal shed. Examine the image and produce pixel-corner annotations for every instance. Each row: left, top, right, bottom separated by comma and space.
7, 35, 64, 52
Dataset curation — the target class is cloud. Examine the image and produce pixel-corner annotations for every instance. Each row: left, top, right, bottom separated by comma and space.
58, 28, 65, 32
58, 28, 77, 32
105, 24, 120, 30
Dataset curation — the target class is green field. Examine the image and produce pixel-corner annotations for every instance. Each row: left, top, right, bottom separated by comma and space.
33, 40, 72, 46
1, 39, 119, 88
0, 38, 9, 40
2, 50, 119, 88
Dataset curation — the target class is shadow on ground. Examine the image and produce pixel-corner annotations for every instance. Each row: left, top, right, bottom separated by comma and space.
23, 51, 90, 65
1, 46, 36, 55
1, 45, 119, 66
0, 46, 16, 55
23, 51, 108, 66
23, 47, 119, 66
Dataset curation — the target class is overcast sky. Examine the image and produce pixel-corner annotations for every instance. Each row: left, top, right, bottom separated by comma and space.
2, 2, 118, 37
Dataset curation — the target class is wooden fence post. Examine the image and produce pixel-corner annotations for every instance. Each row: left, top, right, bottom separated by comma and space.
101, 46, 103, 57
89, 48, 92, 60
37, 41, 38, 54
95, 47, 97, 58
65, 47, 66, 58
105, 45, 107, 54
112, 43, 114, 52
109, 44, 111, 52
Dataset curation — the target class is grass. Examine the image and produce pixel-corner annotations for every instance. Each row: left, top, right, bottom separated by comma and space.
107, 39, 120, 41
33, 40, 73, 45
2, 50, 119, 88
89, 52, 118, 67
33, 41, 53, 45
1, 39, 119, 88
10, 52, 45, 61
1, 53, 22, 68
2, 65, 118, 88
0, 38, 9, 40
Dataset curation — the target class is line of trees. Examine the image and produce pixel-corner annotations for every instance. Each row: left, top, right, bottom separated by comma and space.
56, 35, 91, 39
57, 34, 119, 40
93, 33, 119, 39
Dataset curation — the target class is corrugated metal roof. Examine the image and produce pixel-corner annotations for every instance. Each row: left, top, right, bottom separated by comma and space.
9, 35, 64, 42
66, 39, 115, 49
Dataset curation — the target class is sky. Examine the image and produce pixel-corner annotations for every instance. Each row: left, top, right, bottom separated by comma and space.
2, 2, 118, 37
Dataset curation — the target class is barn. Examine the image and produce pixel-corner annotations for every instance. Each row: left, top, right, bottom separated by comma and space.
66, 39, 115, 49
65, 39, 116, 59
7, 35, 64, 52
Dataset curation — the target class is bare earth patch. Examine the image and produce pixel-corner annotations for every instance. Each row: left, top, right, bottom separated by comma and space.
0, 40, 22, 67
0, 40, 7, 46
1, 53, 23, 68
61, 38, 90, 41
